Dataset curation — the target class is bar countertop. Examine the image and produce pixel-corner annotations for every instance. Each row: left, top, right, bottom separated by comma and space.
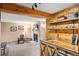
40, 39, 79, 55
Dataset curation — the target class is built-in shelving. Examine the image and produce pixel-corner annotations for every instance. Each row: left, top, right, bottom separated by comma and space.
45, 6, 79, 56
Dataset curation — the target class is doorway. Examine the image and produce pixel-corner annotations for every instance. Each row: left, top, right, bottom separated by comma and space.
33, 24, 39, 42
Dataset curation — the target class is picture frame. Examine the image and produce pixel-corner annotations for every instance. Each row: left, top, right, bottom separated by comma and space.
18, 25, 24, 30
10, 26, 17, 32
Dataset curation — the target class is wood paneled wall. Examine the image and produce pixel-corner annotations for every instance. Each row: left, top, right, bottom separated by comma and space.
46, 4, 79, 42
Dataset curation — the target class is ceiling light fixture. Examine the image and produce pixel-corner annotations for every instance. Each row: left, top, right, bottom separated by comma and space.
32, 3, 41, 10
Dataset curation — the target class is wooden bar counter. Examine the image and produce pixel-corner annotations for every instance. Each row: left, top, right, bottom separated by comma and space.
40, 39, 79, 56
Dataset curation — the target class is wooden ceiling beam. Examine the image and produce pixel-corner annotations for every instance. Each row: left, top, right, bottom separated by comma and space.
0, 3, 50, 18
0, 3, 78, 19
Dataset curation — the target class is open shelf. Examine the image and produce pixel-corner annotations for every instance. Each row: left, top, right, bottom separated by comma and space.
48, 29, 78, 34
49, 19, 78, 25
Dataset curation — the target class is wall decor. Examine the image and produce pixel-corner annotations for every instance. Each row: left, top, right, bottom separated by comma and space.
33, 24, 39, 30
74, 12, 78, 18
18, 25, 24, 30
71, 34, 78, 45
10, 26, 17, 32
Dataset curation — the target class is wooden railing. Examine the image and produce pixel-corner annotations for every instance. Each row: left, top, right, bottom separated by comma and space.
40, 40, 79, 56
40, 40, 58, 56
